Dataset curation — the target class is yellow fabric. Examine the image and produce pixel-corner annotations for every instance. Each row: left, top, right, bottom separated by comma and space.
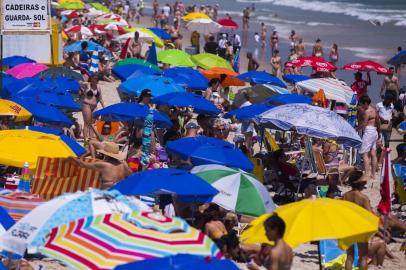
240, 198, 379, 249
323, 254, 358, 270
249, 157, 264, 183
264, 130, 280, 151
124, 28, 164, 48
0, 99, 32, 122
313, 89, 328, 108
182, 12, 210, 22
0, 130, 76, 169
58, 0, 83, 3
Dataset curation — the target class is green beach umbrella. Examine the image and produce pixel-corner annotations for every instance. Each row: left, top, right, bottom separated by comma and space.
115, 58, 160, 71
90, 2, 111, 13
191, 53, 233, 70
57, 2, 85, 10
191, 164, 276, 217
157, 49, 196, 67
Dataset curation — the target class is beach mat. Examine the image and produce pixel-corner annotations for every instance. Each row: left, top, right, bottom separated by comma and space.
0, 192, 44, 221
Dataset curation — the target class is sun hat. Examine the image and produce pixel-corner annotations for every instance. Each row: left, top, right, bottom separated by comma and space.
97, 142, 126, 161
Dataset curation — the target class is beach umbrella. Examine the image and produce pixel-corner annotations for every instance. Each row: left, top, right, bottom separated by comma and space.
286, 56, 336, 73
0, 189, 149, 256
399, 121, 406, 132
236, 71, 286, 87
60, 9, 80, 18
98, 18, 128, 27
296, 78, 354, 105
191, 53, 233, 70
217, 18, 239, 29
0, 129, 79, 169
89, 2, 111, 13
10, 98, 72, 127
232, 84, 286, 108
342, 60, 390, 74
4, 77, 80, 96
119, 75, 186, 97
2, 56, 36, 68
147, 43, 158, 66
256, 103, 362, 147
111, 168, 218, 203
112, 64, 162, 81
282, 74, 310, 84
182, 12, 210, 22
0, 206, 14, 235
224, 104, 274, 120
0, 192, 44, 222
240, 198, 379, 249
148, 27, 172, 40
0, 99, 32, 122
115, 58, 160, 70
157, 49, 196, 67
118, 28, 164, 47
266, 94, 312, 105
86, 8, 104, 17
63, 40, 111, 56
192, 164, 276, 217
166, 136, 253, 171
201, 67, 245, 86
93, 103, 172, 128
115, 254, 239, 270
163, 67, 209, 90
98, 13, 123, 20
186, 19, 221, 35
57, 1, 85, 10
65, 25, 93, 36
388, 50, 406, 66
6, 63, 48, 79
152, 92, 220, 115
39, 211, 222, 270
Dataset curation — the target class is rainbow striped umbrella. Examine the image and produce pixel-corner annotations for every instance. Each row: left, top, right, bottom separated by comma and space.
40, 212, 222, 270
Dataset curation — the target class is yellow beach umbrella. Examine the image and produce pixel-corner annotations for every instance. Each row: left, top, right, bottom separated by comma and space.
182, 12, 210, 22
124, 28, 164, 48
0, 130, 77, 169
0, 99, 32, 122
240, 198, 379, 249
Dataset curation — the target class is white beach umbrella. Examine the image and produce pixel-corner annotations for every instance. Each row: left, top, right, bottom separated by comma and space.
118, 31, 154, 42
186, 18, 221, 35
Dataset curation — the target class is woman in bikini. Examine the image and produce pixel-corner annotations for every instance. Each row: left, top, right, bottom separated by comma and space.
270, 49, 282, 78
270, 31, 279, 54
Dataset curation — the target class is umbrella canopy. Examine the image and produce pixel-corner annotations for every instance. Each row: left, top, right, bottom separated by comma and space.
399, 121, 406, 132
64, 40, 111, 56
286, 56, 337, 73
111, 168, 218, 203
192, 164, 276, 216
236, 71, 286, 87
37, 67, 84, 81
342, 60, 390, 74
112, 64, 162, 81
57, 1, 85, 10
0, 189, 148, 255
157, 49, 195, 67
0, 206, 15, 235
115, 254, 239, 270
119, 28, 163, 47
282, 74, 310, 84
40, 212, 222, 270
93, 103, 172, 128
114, 58, 160, 70
2, 56, 36, 68
0, 99, 32, 121
65, 25, 93, 36
296, 78, 354, 105
0, 192, 44, 222
182, 12, 210, 21
166, 136, 253, 171
217, 18, 239, 29
0, 129, 78, 169
148, 27, 172, 40
257, 103, 362, 147
6, 63, 48, 79
388, 50, 406, 66
186, 19, 221, 35
191, 53, 233, 70
266, 94, 312, 105
240, 198, 379, 249
119, 75, 186, 97
201, 68, 245, 86
89, 2, 111, 13
232, 84, 284, 108
224, 104, 274, 120
163, 67, 209, 90
152, 92, 220, 115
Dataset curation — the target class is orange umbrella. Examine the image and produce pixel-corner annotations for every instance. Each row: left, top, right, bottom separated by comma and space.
200, 67, 245, 87
312, 89, 328, 108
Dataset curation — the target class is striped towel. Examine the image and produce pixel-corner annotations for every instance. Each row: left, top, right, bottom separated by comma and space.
0, 192, 44, 221
31, 157, 101, 200
89, 51, 99, 75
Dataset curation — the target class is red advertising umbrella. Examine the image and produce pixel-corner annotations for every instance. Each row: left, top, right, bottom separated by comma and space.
286, 56, 336, 72
65, 25, 93, 36
342, 60, 391, 74
89, 24, 126, 34
217, 18, 239, 29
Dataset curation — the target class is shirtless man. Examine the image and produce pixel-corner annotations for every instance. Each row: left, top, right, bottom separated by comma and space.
288, 30, 297, 49
357, 95, 380, 180
260, 22, 267, 48
247, 52, 259, 71
380, 67, 400, 100
312, 38, 324, 58
295, 38, 305, 58
343, 170, 372, 270
130, 31, 143, 58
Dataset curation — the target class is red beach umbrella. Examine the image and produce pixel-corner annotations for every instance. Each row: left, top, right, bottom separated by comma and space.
217, 18, 239, 29
342, 60, 391, 74
65, 25, 93, 36
286, 56, 336, 72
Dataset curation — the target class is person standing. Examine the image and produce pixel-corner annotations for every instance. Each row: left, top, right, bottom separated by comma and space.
243, 7, 250, 30
395, 46, 402, 76
270, 49, 282, 78
295, 38, 305, 58
247, 52, 259, 71
204, 35, 219, 54
289, 30, 297, 49
152, 0, 159, 18
130, 31, 143, 58
260, 22, 267, 49
351, 72, 371, 100
218, 34, 227, 58
329, 43, 339, 65
312, 38, 324, 58
270, 30, 278, 54
380, 67, 400, 100
376, 94, 395, 149
231, 33, 241, 54
190, 31, 200, 53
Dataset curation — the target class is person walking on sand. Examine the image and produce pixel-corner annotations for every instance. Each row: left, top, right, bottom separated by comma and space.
380, 67, 400, 100
295, 38, 305, 58
329, 43, 339, 65
312, 38, 324, 58
288, 30, 297, 49
351, 72, 371, 100
271, 50, 282, 78
247, 52, 259, 71
270, 30, 278, 54
243, 7, 250, 30
260, 22, 267, 48
357, 95, 380, 181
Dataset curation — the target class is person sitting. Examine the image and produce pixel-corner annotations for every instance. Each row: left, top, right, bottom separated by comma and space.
88, 121, 128, 158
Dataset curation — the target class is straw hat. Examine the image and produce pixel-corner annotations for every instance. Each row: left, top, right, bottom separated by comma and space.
97, 142, 126, 161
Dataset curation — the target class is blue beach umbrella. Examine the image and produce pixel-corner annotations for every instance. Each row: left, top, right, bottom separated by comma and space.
115, 254, 239, 270
3, 56, 36, 68
236, 71, 286, 87
163, 67, 209, 90
110, 168, 218, 203
224, 104, 274, 120
63, 40, 111, 57
399, 121, 406, 132
166, 136, 253, 171
266, 94, 312, 105
93, 103, 172, 128
152, 92, 220, 115
148, 27, 172, 40
112, 64, 162, 81
388, 50, 406, 66
282, 74, 311, 84
119, 75, 186, 97
147, 43, 158, 66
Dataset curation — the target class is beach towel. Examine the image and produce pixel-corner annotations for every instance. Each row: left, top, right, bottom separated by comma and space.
0, 192, 44, 221
140, 109, 154, 166
31, 157, 101, 200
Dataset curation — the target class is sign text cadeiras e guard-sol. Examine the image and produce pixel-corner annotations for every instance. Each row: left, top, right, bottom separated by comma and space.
1, 0, 50, 31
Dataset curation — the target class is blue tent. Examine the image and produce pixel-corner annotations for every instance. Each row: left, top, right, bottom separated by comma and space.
148, 27, 172, 40
236, 71, 286, 87
3, 56, 36, 68
266, 94, 312, 105
110, 168, 218, 203
388, 50, 406, 66
163, 67, 209, 90
282, 74, 311, 84
119, 75, 185, 97
112, 64, 162, 81
224, 104, 274, 120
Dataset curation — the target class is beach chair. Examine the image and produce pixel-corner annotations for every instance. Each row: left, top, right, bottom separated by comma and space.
319, 240, 358, 270
313, 150, 340, 184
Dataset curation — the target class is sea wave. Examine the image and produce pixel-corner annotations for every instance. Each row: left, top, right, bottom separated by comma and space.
341, 47, 388, 61
237, 0, 406, 26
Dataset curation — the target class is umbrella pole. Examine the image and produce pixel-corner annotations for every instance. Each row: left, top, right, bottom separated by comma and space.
317, 241, 323, 270
259, 127, 264, 151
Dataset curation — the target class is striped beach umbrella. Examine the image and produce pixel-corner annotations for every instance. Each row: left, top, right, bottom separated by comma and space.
89, 51, 99, 75
40, 212, 222, 270
191, 164, 276, 217
0, 192, 44, 221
